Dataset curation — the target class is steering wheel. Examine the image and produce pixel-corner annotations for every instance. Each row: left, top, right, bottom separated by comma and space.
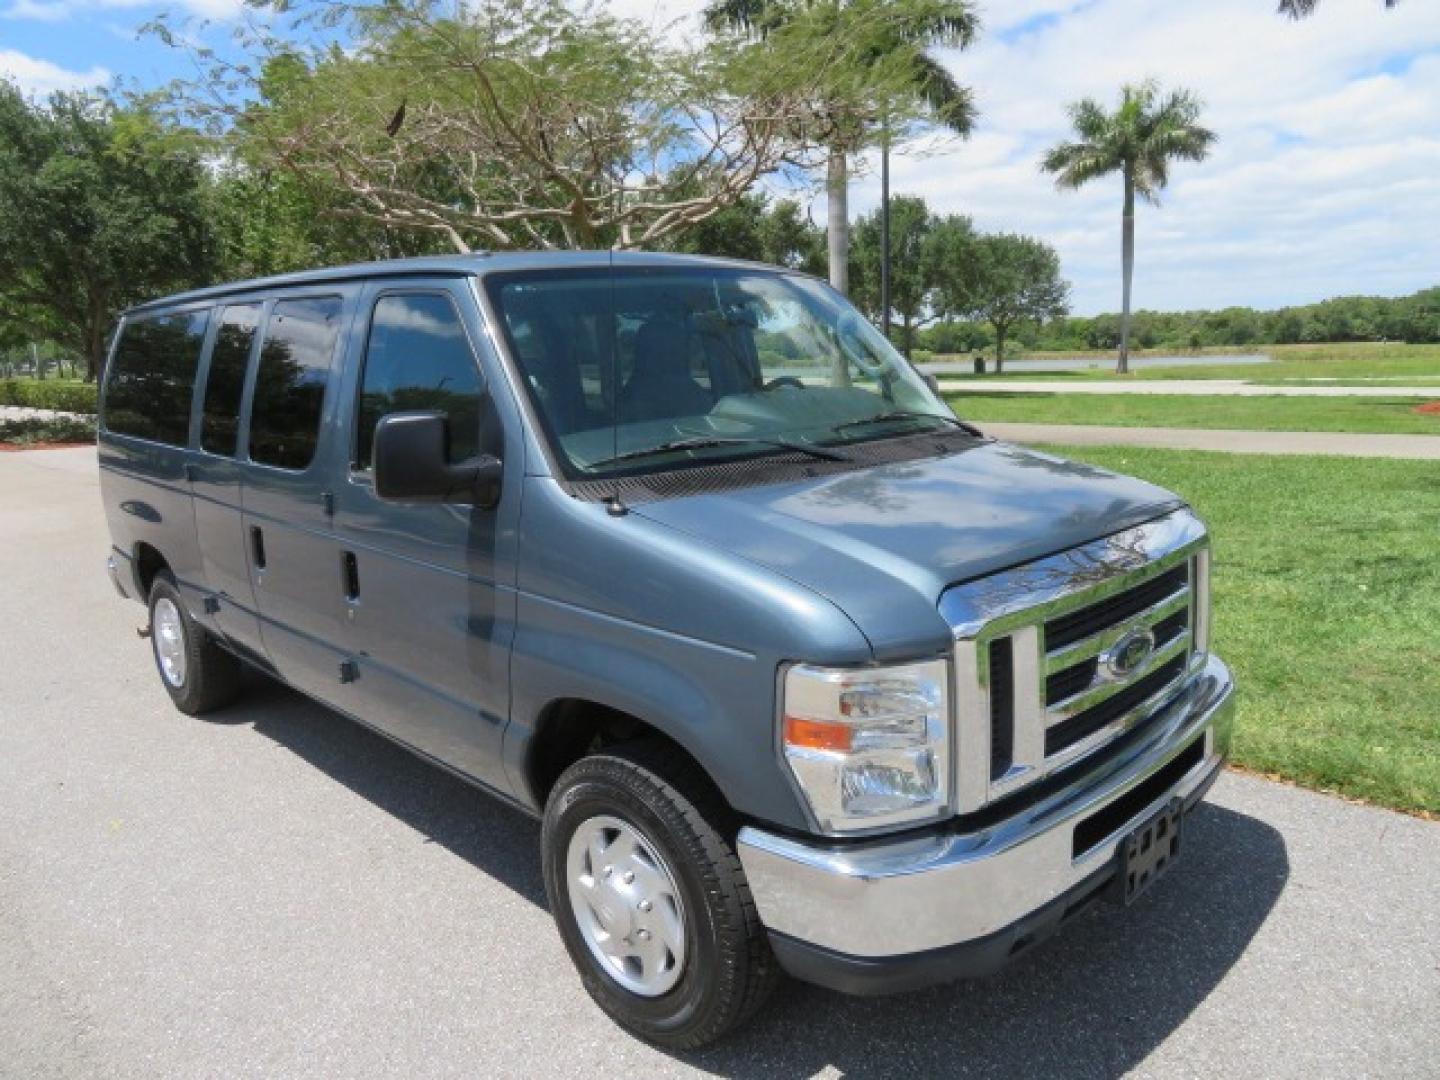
764, 376, 807, 391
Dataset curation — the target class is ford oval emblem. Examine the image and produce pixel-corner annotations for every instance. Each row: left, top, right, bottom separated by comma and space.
1103, 627, 1156, 681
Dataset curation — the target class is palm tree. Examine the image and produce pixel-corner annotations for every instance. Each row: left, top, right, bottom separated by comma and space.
1041, 80, 1214, 374
704, 0, 978, 296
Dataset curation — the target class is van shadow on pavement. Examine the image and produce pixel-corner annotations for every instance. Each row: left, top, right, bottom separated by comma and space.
229, 675, 1288, 1079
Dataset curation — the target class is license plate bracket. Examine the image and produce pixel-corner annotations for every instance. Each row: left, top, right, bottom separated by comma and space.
1115, 798, 1184, 905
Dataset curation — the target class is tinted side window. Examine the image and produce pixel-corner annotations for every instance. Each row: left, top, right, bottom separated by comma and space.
355, 294, 483, 469
201, 304, 262, 457
104, 309, 210, 446
248, 296, 343, 470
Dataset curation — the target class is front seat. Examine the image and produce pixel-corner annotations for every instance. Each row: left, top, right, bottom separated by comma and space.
618, 318, 713, 423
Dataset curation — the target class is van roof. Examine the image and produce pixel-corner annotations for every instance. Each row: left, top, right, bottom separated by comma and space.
124, 250, 797, 317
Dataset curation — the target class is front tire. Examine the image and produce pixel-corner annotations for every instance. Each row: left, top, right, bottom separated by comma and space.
541, 741, 779, 1050
148, 573, 242, 715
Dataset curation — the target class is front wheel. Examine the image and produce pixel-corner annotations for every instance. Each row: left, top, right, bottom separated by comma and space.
541, 741, 779, 1049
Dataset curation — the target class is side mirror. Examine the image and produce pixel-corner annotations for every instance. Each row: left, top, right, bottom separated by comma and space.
922, 373, 941, 394
373, 411, 503, 508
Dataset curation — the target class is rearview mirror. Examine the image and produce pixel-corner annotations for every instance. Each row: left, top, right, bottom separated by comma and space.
373, 411, 502, 508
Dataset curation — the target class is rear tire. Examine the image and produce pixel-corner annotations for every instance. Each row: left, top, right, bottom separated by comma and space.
147, 573, 242, 715
541, 740, 779, 1050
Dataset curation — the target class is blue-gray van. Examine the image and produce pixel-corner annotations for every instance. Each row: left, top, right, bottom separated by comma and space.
98, 252, 1235, 1048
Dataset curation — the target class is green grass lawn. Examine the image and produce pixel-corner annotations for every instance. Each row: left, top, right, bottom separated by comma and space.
947, 391, 1440, 435
1033, 444, 1440, 816
936, 342, 1440, 383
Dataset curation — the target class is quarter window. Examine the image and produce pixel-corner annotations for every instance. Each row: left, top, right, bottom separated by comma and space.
355, 294, 483, 470
201, 304, 262, 457
104, 309, 210, 447
248, 296, 343, 471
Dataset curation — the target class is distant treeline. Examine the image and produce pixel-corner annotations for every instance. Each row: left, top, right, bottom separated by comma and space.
919, 286, 1440, 355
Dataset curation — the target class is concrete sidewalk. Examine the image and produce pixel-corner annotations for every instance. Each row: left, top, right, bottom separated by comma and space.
940, 378, 1440, 397
983, 421, 1440, 459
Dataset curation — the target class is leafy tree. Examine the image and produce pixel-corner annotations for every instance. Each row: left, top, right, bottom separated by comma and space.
850, 196, 951, 356
0, 84, 213, 379
756, 200, 828, 274
934, 233, 1069, 371
704, 0, 978, 295
1041, 80, 1215, 373
667, 194, 826, 273
168, 0, 827, 253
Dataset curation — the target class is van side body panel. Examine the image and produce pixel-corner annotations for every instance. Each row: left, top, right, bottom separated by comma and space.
189, 298, 267, 655
237, 287, 362, 701
97, 304, 211, 617
503, 474, 876, 830
328, 277, 520, 795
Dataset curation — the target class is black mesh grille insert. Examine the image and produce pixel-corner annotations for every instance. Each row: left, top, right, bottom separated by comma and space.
1045, 564, 1190, 651
1046, 654, 1188, 756
989, 637, 1014, 781
1072, 736, 1205, 857
565, 429, 981, 504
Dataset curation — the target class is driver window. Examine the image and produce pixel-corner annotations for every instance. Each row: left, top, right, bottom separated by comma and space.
355, 293, 484, 470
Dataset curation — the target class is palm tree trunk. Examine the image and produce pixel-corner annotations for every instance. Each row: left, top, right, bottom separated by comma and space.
826, 145, 851, 386
826, 147, 849, 295
1118, 172, 1135, 376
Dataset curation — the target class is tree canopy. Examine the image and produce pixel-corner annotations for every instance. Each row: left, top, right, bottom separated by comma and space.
0, 83, 214, 378
168, 0, 832, 253
704, 0, 979, 293
934, 233, 1069, 369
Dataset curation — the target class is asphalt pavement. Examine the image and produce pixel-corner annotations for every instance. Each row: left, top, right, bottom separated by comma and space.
2, 447, 1437, 1079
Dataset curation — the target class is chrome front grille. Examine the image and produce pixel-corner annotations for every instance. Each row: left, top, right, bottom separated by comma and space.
942, 509, 1212, 814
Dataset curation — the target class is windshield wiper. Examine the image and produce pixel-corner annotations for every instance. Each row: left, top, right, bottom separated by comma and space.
829, 410, 984, 439
588, 435, 850, 471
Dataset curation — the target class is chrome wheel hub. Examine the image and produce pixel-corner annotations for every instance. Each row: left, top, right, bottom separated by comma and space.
566, 814, 687, 997
153, 598, 187, 688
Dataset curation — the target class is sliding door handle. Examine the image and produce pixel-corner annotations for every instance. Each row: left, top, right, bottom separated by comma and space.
341, 550, 360, 603
250, 525, 267, 571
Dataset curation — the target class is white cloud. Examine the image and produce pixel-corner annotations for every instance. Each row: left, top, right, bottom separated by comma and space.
2, 0, 245, 22
843, 0, 1440, 312
0, 48, 109, 93
615, 0, 1439, 311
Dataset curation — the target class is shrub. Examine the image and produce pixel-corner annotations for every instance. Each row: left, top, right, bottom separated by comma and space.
0, 378, 99, 414
0, 415, 97, 445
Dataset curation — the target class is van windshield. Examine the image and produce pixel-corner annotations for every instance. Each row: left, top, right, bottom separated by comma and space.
486, 267, 962, 479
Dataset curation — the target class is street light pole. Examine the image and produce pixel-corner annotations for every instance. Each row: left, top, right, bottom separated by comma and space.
880, 121, 891, 346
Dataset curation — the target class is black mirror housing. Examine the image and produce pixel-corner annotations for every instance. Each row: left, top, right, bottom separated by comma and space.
373, 411, 502, 507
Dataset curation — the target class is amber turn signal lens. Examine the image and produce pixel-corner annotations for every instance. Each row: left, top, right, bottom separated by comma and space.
783, 714, 853, 753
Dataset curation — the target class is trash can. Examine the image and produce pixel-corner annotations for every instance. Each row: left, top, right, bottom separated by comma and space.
973, 356, 986, 375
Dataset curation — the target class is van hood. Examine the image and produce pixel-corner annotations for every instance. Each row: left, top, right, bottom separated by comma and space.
632, 440, 1183, 658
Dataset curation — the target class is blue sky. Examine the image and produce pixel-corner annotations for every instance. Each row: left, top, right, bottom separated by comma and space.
3, 0, 1438, 314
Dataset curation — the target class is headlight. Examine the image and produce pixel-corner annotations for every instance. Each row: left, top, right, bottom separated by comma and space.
781, 659, 950, 833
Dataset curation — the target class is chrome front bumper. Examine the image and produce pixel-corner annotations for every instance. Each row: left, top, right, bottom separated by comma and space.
737, 654, 1234, 971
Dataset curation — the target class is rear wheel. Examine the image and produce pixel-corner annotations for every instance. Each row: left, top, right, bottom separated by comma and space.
147, 573, 242, 715
541, 741, 779, 1050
